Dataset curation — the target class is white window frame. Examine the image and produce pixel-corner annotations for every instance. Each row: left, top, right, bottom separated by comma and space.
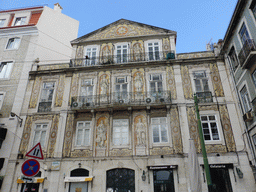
84, 46, 99, 66
80, 79, 94, 103
0, 92, 5, 110
199, 111, 224, 145
114, 42, 129, 63
0, 61, 13, 79
149, 74, 163, 93
252, 134, 256, 150
240, 85, 251, 113
228, 46, 239, 72
6, 37, 21, 50
200, 115, 220, 141
75, 121, 92, 147
112, 119, 129, 147
252, 70, 256, 88
151, 117, 169, 144
32, 123, 49, 150
0, 19, 6, 27
38, 82, 55, 112
237, 18, 253, 47
145, 40, 162, 61
193, 71, 210, 93
114, 76, 129, 103
14, 17, 26, 26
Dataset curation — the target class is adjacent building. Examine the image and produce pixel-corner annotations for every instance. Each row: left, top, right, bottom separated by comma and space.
9, 19, 255, 192
0, 4, 79, 191
221, 0, 256, 180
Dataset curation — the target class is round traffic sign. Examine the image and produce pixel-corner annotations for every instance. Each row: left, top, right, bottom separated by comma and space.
21, 159, 40, 177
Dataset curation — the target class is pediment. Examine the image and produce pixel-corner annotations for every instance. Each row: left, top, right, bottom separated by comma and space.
72, 19, 176, 44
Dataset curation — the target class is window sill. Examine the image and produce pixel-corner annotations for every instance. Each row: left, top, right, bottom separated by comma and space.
205, 140, 223, 145
73, 146, 91, 150
152, 142, 171, 147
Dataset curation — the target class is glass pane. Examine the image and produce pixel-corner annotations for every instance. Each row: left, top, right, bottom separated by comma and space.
195, 79, 202, 92
84, 129, 90, 145
33, 131, 40, 146
156, 171, 170, 180
157, 82, 163, 92
150, 82, 156, 92
201, 116, 207, 121
202, 79, 209, 91
209, 116, 215, 120
40, 131, 46, 147
202, 123, 209, 128
76, 129, 83, 145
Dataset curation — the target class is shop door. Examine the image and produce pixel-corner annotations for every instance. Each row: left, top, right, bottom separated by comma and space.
69, 182, 88, 192
153, 170, 175, 192
20, 183, 39, 192
210, 168, 233, 192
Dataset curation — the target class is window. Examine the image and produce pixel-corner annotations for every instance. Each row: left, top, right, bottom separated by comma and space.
239, 23, 250, 45
80, 79, 94, 103
240, 86, 251, 112
151, 117, 168, 143
0, 62, 13, 79
85, 47, 97, 66
14, 17, 26, 26
149, 74, 163, 93
116, 44, 128, 63
201, 115, 220, 141
114, 76, 128, 102
148, 42, 160, 61
253, 134, 256, 150
252, 70, 256, 88
75, 121, 91, 146
193, 71, 209, 92
0, 19, 5, 27
113, 119, 129, 146
33, 124, 48, 148
38, 82, 55, 112
228, 47, 239, 71
6, 37, 20, 49
0, 93, 4, 109
253, 4, 256, 20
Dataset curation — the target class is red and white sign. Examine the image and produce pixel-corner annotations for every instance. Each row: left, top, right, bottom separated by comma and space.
21, 159, 40, 177
25, 143, 44, 160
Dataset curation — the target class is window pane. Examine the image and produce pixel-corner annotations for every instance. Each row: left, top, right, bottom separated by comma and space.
40, 131, 46, 147
33, 131, 40, 146
76, 129, 83, 145
84, 129, 90, 145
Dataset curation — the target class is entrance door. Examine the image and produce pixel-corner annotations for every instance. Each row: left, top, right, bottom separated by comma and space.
210, 168, 233, 192
153, 170, 175, 192
70, 182, 88, 192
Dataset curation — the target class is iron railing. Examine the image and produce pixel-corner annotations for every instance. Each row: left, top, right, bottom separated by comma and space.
70, 51, 175, 67
238, 39, 256, 67
38, 102, 52, 112
196, 92, 213, 103
71, 91, 171, 109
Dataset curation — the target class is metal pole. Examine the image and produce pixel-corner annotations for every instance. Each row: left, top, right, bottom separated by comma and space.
194, 94, 214, 191
22, 181, 27, 192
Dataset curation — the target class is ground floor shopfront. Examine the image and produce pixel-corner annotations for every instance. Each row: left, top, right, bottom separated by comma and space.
3, 152, 255, 192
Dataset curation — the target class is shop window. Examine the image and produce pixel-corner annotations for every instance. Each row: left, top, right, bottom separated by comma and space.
153, 170, 175, 192
210, 168, 232, 192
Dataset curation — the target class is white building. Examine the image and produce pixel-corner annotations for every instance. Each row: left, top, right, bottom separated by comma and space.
0, 3, 79, 191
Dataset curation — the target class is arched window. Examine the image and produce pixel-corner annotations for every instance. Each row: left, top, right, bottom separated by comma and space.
70, 168, 89, 177
69, 168, 89, 192
106, 168, 135, 192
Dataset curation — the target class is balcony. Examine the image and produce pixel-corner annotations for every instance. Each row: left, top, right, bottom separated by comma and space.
38, 102, 52, 112
238, 39, 256, 69
69, 51, 175, 68
71, 91, 171, 110
196, 92, 213, 103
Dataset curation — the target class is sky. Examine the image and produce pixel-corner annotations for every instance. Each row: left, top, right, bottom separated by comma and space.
0, 0, 238, 53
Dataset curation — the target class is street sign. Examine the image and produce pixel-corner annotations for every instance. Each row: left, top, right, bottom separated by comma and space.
25, 142, 44, 160
21, 159, 40, 177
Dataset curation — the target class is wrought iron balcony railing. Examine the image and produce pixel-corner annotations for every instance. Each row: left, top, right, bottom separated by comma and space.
38, 102, 52, 112
71, 91, 171, 109
70, 51, 175, 68
196, 91, 213, 103
238, 39, 256, 68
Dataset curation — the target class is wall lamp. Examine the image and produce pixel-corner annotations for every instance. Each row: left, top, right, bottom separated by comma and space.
141, 170, 146, 181
236, 167, 243, 179
10, 112, 23, 127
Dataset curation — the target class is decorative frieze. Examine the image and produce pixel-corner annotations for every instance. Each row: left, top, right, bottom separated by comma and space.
150, 147, 173, 155
55, 75, 65, 107
170, 107, 183, 153
109, 149, 132, 156
181, 65, 193, 99
71, 149, 93, 157
29, 76, 42, 108
210, 63, 224, 97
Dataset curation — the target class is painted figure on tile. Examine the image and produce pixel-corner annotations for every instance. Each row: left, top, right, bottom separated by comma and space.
100, 74, 109, 95
133, 43, 142, 61
96, 120, 106, 147
136, 118, 146, 145
102, 45, 111, 64
134, 72, 143, 93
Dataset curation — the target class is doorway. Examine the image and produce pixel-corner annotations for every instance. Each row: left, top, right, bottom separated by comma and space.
210, 168, 233, 192
153, 170, 175, 192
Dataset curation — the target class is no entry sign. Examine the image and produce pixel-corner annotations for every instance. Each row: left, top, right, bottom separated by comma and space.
21, 159, 40, 177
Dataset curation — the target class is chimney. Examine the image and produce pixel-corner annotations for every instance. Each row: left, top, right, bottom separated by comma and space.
54, 3, 63, 13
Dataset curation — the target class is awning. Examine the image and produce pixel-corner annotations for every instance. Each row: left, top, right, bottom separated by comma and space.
64, 176, 93, 182
17, 178, 44, 184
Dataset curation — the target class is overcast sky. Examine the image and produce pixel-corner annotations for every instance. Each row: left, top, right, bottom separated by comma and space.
1, 0, 237, 53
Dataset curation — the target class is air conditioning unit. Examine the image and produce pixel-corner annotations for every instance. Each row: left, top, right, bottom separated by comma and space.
243, 111, 253, 122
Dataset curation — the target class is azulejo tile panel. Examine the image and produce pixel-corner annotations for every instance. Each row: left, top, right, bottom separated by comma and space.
109, 149, 133, 157
55, 75, 65, 107
181, 65, 193, 99
150, 147, 174, 155
47, 114, 60, 158
71, 149, 93, 157
69, 73, 79, 106
170, 107, 183, 153
210, 63, 224, 97
166, 66, 177, 99
63, 113, 75, 157
29, 76, 42, 108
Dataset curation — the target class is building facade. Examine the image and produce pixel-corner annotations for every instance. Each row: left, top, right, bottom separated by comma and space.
9, 19, 256, 192
221, 0, 256, 180
0, 4, 79, 191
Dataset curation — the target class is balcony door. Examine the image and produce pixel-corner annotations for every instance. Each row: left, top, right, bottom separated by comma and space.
116, 44, 128, 63
80, 79, 94, 105
115, 76, 128, 103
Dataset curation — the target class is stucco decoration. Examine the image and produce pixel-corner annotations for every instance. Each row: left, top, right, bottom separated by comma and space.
181, 66, 193, 99
19, 116, 33, 155
219, 105, 236, 152
162, 38, 171, 58
95, 114, 109, 148
63, 113, 75, 157
131, 40, 144, 62
98, 72, 110, 103
38, 64, 69, 71
55, 75, 65, 107
133, 112, 147, 146
210, 63, 224, 97
205, 144, 227, 153
186, 106, 201, 152
76, 46, 84, 58
166, 66, 176, 99
109, 149, 133, 156
199, 105, 218, 111
29, 76, 42, 108
69, 73, 79, 106
132, 69, 145, 102
100, 43, 113, 64
177, 52, 214, 59
170, 107, 183, 153
85, 23, 161, 41
71, 149, 93, 157
47, 115, 59, 158
150, 147, 173, 155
